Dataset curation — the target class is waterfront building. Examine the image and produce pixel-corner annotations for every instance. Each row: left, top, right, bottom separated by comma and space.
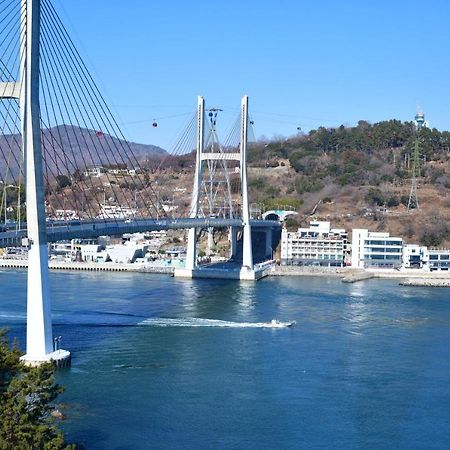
351, 229, 403, 269
106, 242, 149, 264
281, 221, 348, 267
428, 249, 450, 271
79, 244, 105, 262
49, 241, 73, 261
402, 244, 428, 269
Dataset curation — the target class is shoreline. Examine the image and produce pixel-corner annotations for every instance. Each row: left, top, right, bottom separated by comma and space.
0, 259, 175, 274
270, 265, 450, 287
1, 259, 450, 287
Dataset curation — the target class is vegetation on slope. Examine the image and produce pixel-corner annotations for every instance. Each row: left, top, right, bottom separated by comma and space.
0, 329, 76, 449
247, 119, 450, 246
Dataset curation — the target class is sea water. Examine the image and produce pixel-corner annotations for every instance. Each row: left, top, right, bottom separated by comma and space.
1, 270, 450, 449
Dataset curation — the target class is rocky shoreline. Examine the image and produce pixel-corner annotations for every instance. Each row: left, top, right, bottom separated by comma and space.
399, 278, 450, 287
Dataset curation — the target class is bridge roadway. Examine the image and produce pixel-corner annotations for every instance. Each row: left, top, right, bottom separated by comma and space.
0, 217, 280, 248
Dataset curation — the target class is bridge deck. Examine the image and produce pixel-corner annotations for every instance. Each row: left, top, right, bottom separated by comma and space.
0, 217, 280, 248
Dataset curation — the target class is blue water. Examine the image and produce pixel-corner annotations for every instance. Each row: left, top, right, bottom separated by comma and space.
1, 270, 450, 449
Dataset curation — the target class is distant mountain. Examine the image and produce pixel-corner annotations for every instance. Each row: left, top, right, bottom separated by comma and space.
0, 125, 167, 179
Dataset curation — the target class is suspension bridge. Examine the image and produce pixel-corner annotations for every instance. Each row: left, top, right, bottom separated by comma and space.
0, 0, 280, 365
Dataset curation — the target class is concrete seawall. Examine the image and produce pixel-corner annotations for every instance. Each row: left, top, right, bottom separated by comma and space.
270, 266, 344, 278
269, 266, 450, 287
0, 259, 174, 274
341, 271, 375, 283
2, 259, 450, 286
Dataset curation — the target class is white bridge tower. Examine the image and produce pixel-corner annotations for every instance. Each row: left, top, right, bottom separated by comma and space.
179, 95, 254, 279
0, 0, 70, 366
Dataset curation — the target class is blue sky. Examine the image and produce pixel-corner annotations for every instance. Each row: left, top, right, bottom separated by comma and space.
53, 0, 450, 149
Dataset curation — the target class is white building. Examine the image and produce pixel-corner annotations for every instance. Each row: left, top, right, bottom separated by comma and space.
351, 229, 403, 269
402, 244, 428, 269
97, 204, 136, 219
79, 244, 104, 262
281, 221, 348, 267
401, 246, 449, 271
54, 209, 78, 221
428, 249, 450, 271
108, 168, 133, 176
49, 241, 73, 261
106, 242, 148, 264
83, 167, 106, 178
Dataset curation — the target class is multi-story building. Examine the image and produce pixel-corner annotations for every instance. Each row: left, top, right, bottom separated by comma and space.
281, 221, 348, 267
351, 229, 403, 269
402, 244, 428, 269
402, 245, 450, 271
428, 249, 450, 271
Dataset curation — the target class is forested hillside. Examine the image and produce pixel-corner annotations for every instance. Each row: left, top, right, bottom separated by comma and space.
247, 119, 450, 246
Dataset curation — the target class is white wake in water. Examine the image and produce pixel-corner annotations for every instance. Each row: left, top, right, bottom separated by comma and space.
138, 317, 295, 328
0, 313, 25, 320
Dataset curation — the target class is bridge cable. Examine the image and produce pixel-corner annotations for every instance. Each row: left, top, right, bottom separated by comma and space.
42, 0, 164, 219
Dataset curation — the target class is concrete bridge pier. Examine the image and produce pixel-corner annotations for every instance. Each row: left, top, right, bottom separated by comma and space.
265, 228, 274, 260
229, 226, 238, 260
207, 227, 215, 255
185, 227, 197, 271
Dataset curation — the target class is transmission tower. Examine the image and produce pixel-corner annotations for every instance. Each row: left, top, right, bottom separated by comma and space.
407, 138, 420, 210
408, 109, 426, 211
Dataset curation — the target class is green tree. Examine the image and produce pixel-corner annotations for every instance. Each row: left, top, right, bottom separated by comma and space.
0, 330, 21, 393
0, 330, 76, 450
365, 188, 385, 206
421, 231, 442, 247
55, 175, 72, 190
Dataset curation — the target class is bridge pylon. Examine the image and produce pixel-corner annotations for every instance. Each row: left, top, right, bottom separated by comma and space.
185, 96, 205, 271
17, 0, 69, 366
177, 95, 256, 280
239, 95, 254, 273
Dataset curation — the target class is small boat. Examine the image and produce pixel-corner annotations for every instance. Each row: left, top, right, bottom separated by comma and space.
270, 319, 296, 328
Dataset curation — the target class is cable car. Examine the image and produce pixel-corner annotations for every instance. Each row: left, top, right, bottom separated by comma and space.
152, 121, 158, 128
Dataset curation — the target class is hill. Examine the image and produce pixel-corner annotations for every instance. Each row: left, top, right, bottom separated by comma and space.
246, 119, 450, 247
0, 125, 167, 179
2, 119, 450, 249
